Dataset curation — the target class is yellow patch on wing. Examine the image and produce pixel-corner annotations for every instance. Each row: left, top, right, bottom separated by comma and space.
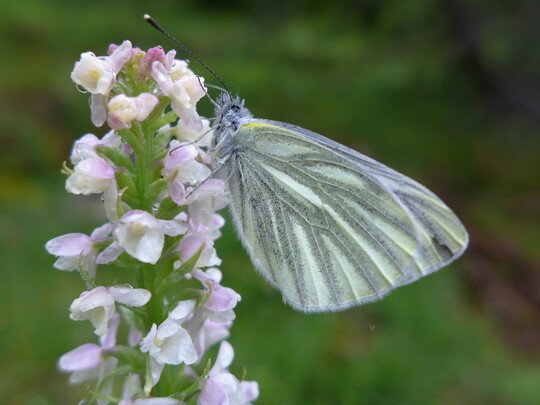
241, 122, 276, 130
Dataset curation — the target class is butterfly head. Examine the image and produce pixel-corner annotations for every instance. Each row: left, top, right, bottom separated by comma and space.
212, 93, 252, 149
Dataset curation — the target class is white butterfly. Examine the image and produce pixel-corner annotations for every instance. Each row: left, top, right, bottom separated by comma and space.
209, 94, 468, 313
142, 15, 468, 313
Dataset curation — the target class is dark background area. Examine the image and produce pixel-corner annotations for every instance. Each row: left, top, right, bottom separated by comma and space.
1, 0, 540, 403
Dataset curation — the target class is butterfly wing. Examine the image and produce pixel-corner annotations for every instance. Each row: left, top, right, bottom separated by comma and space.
225, 119, 468, 312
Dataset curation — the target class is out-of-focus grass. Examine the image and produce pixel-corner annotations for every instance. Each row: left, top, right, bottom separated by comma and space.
1, 0, 540, 403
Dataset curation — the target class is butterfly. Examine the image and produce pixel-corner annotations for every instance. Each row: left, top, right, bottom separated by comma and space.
144, 15, 469, 313
209, 93, 468, 312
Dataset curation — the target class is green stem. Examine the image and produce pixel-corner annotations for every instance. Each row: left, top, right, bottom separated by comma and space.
132, 122, 154, 211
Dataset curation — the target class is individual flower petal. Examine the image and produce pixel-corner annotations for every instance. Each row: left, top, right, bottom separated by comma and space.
66, 157, 115, 195
169, 59, 192, 81
168, 179, 186, 205
114, 210, 164, 264
70, 134, 100, 164
109, 40, 133, 73
69, 356, 117, 385
103, 180, 119, 222
134, 93, 159, 120
100, 129, 124, 149
109, 285, 151, 307
90, 223, 114, 241
96, 241, 123, 264
148, 351, 166, 387
198, 379, 227, 405
128, 326, 144, 347
91, 94, 107, 127
176, 118, 213, 147
168, 299, 196, 323
46, 233, 92, 257
151, 61, 173, 95
211, 341, 234, 375
240, 382, 259, 403
58, 343, 103, 372
177, 105, 203, 132
179, 75, 206, 107
100, 313, 120, 349
163, 141, 198, 171
121, 373, 142, 401
158, 218, 187, 237
178, 235, 221, 268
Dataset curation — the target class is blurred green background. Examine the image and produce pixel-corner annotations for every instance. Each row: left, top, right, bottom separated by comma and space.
1, 0, 540, 403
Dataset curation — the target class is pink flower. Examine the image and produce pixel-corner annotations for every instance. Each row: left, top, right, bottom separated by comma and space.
69, 130, 127, 165
139, 46, 176, 78
162, 140, 212, 205
71, 41, 133, 127
70, 285, 151, 337
70, 133, 100, 164
176, 118, 213, 148
73, 40, 132, 93
97, 210, 186, 265
198, 341, 259, 405
66, 157, 115, 195
45, 223, 112, 278
107, 93, 159, 129
139, 300, 197, 387
193, 268, 240, 322
185, 313, 231, 363
187, 179, 229, 230
151, 61, 206, 131
58, 314, 120, 383
177, 234, 221, 268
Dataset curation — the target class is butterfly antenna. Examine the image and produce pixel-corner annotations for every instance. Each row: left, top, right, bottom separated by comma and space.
144, 14, 231, 98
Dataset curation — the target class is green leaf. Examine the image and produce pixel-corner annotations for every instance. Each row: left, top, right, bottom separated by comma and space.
174, 246, 203, 275
153, 124, 174, 153
146, 96, 170, 124
154, 145, 171, 162
118, 305, 148, 333
115, 169, 136, 193
118, 128, 144, 155
168, 288, 206, 306
172, 359, 212, 400
148, 111, 178, 135
96, 145, 134, 170
156, 246, 203, 295
156, 197, 186, 220
147, 178, 168, 202
108, 346, 145, 372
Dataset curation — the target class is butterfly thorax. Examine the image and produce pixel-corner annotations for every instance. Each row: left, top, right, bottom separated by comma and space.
211, 93, 252, 156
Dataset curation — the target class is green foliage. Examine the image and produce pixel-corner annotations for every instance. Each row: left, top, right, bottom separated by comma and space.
1, 0, 540, 403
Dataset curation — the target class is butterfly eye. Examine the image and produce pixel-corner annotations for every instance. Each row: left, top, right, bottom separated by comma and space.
231, 105, 240, 112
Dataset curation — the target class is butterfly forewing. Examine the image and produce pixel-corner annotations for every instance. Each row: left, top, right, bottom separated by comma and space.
225, 119, 468, 312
